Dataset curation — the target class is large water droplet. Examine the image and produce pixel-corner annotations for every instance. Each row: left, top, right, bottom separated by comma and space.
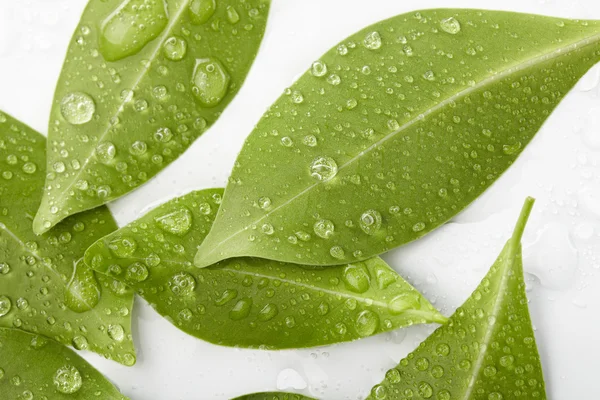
388, 293, 420, 314
229, 298, 252, 320
313, 219, 335, 239
310, 156, 338, 181
355, 310, 379, 337
99, 0, 169, 62
440, 17, 461, 34
163, 35, 187, 61
0, 296, 11, 317
60, 92, 95, 125
191, 58, 230, 107
189, 0, 216, 25
65, 259, 101, 313
108, 324, 125, 342
53, 365, 82, 394
170, 272, 196, 296
359, 209, 382, 235
342, 264, 370, 293
154, 207, 193, 236
363, 31, 382, 50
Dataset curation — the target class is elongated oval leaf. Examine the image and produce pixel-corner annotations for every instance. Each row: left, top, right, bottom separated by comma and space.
0, 112, 136, 365
33, 0, 270, 234
194, 9, 600, 268
367, 197, 546, 400
84, 188, 446, 349
232, 393, 315, 400
0, 327, 128, 399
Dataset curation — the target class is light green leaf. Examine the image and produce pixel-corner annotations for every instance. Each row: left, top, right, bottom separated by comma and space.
366, 197, 547, 400
194, 9, 600, 268
0, 327, 128, 399
33, 0, 271, 234
232, 393, 316, 400
0, 112, 136, 365
84, 188, 446, 349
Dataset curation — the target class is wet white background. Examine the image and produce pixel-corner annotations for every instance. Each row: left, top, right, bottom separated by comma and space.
1, 0, 600, 399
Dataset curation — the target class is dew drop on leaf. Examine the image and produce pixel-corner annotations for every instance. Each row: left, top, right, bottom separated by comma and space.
191, 58, 230, 107
440, 17, 461, 34
108, 237, 137, 257
154, 207, 193, 236
53, 365, 82, 394
60, 92, 95, 125
170, 272, 197, 296
0, 295, 12, 317
163, 35, 187, 61
313, 219, 335, 239
310, 156, 338, 181
359, 209, 382, 235
189, 0, 216, 25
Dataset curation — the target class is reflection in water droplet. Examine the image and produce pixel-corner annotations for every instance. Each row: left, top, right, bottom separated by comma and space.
191, 58, 231, 107
65, 259, 101, 313
310, 156, 338, 181
154, 207, 193, 236
189, 0, 216, 25
99, 0, 169, 61
60, 93, 95, 125
53, 365, 82, 394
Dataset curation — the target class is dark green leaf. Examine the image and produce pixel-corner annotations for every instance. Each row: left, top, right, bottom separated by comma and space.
84, 188, 446, 349
0, 327, 128, 399
194, 9, 600, 267
232, 393, 316, 400
366, 197, 547, 400
33, 0, 270, 234
0, 112, 136, 365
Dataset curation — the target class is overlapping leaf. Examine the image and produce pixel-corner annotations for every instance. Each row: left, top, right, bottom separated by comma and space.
194, 9, 600, 268
0, 112, 135, 365
0, 327, 128, 399
34, 0, 271, 234
366, 198, 547, 400
84, 188, 446, 349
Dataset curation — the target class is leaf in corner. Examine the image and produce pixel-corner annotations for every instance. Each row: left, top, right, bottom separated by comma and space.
84, 188, 446, 349
0, 112, 136, 366
366, 197, 547, 400
33, 0, 270, 234
232, 393, 316, 400
0, 327, 128, 399
194, 9, 600, 268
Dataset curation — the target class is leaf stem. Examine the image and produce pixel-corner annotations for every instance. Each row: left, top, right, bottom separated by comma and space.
510, 197, 535, 245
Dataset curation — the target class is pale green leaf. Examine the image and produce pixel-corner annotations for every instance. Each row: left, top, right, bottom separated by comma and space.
194, 9, 600, 268
0, 112, 136, 365
366, 197, 547, 400
232, 393, 316, 400
33, 0, 270, 234
0, 327, 128, 399
84, 188, 446, 349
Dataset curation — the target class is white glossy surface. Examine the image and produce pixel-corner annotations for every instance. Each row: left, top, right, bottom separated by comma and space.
1, 0, 599, 399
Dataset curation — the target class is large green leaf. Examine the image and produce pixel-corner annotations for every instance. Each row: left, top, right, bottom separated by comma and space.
232, 393, 315, 400
194, 9, 600, 268
33, 0, 270, 234
84, 188, 446, 349
0, 112, 136, 365
0, 327, 128, 399
366, 197, 546, 400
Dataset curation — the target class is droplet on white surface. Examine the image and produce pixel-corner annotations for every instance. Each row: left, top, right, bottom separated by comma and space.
276, 368, 307, 390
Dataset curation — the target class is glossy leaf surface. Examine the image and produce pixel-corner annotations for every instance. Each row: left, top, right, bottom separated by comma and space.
34, 0, 270, 234
195, 9, 600, 267
0, 327, 128, 399
367, 197, 547, 400
232, 393, 316, 400
0, 112, 136, 365
84, 188, 445, 349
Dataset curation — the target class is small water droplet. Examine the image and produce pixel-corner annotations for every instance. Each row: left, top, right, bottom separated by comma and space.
355, 310, 379, 336
440, 17, 461, 34
170, 272, 196, 296
342, 264, 370, 293
313, 219, 335, 239
189, 0, 216, 24
330, 246, 345, 260
0, 296, 12, 317
108, 237, 137, 257
154, 207, 193, 236
310, 156, 338, 181
108, 324, 125, 342
229, 298, 252, 320
96, 142, 116, 163
359, 210, 382, 235
192, 58, 230, 107
363, 31, 382, 50
125, 262, 149, 283
53, 366, 82, 394
163, 35, 187, 61
65, 259, 101, 313
60, 92, 95, 125
311, 60, 327, 77
226, 6, 240, 24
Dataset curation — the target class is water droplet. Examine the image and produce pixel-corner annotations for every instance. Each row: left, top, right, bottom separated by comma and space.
258, 197, 271, 209
342, 264, 370, 293
22, 162, 37, 174
440, 17, 461, 34
189, 0, 216, 24
60, 92, 95, 125
310, 156, 338, 181
130, 140, 148, 155
418, 382, 433, 398
192, 58, 230, 107
291, 90, 304, 104
327, 74, 341, 85
436, 343, 450, 356
154, 207, 193, 236
280, 136, 293, 147
412, 222, 426, 232
199, 202, 212, 215
313, 219, 335, 239
72, 336, 88, 350
108, 237, 137, 257
355, 310, 378, 336
215, 289, 238, 306
65, 260, 101, 313
363, 31, 382, 50
257, 303, 278, 321
226, 6, 240, 24
503, 142, 522, 155
261, 223, 274, 235
303, 135, 317, 147
99, 0, 169, 61
108, 324, 125, 342
0, 296, 11, 317
388, 293, 420, 314
422, 70, 436, 81
170, 272, 196, 296
0, 263, 10, 275
311, 60, 327, 77
359, 210, 382, 235
163, 35, 187, 61
53, 365, 82, 394
229, 298, 252, 320
154, 127, 173, 143
125, 262, 149, 283
330, 246, 345, 260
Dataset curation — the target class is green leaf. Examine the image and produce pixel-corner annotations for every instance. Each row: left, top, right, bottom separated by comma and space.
0, 112, 136, 366
0, 327, 128, 399
194, 9, 600, 268
84, 188, 446, 349
33, 0, 271, 234
366, 197, 547, 400
232, 393, 316, 400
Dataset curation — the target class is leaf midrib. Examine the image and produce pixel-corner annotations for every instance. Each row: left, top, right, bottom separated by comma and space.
204, 30, 600, 257
51, 0, 193, 208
